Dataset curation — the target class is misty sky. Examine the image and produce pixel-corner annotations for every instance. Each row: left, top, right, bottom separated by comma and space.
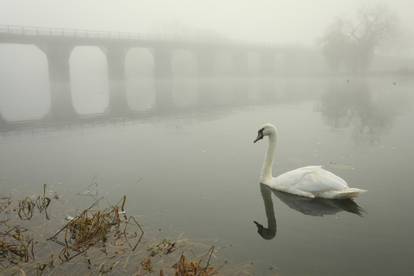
0, 0, 413, 45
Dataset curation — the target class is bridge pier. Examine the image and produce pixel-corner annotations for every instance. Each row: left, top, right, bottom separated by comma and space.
152, 48, 173, 109
40, 43, 75, 120
196, 50, 216, 78
196, 79, 215, 107
0, 113, 6, 128
233, 78, 249, 104
105, 46, 128, 115
195, 50, 216, 106
259, 78, 277, 101
259, 52, 276, 76
152, 48, 173, 79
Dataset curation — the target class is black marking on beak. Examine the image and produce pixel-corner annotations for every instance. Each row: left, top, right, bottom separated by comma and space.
253, 220, 263, 229
254, 128, 264, 143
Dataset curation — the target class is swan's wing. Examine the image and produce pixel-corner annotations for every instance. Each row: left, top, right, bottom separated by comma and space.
274, 166, 349, 193
296, 168, 349, 193
272, 166, 322, 187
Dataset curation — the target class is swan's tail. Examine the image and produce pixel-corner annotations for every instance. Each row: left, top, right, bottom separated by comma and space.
323, 188, 367, 199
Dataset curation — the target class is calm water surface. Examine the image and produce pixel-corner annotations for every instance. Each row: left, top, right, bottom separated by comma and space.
1, 77, 414, 275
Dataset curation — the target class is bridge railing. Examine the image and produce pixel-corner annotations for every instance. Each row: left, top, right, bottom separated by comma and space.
0, 24, 275, 49
0, 24, 157, 41
0, 25, 232, 43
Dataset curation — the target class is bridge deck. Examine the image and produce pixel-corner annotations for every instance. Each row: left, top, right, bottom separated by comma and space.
0, 24, 276, 51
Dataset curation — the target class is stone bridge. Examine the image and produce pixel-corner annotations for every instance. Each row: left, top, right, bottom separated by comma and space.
0, 25, 287, 121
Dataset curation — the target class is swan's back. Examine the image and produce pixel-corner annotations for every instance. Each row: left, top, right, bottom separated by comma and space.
271, 166, 349, 194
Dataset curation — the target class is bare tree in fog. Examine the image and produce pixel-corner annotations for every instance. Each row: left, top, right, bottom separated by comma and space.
317, 79, 412, 144
321, 5, 397, 73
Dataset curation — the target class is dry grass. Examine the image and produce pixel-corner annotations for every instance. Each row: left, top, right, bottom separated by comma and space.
0, 226, 34, 266
47, 196, 144, 263
0, 185, 250, 275
172, 247, 218, 276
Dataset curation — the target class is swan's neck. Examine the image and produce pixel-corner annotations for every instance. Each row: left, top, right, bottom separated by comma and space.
261, 186, 276, 229
261, 134, 277, 183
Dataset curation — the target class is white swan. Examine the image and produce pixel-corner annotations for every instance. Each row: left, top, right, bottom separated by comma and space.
254, 123, 366, 199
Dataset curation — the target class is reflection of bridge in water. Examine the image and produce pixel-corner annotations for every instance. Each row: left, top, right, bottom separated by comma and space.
0, 25, 291, 125
0, 77, 283, 132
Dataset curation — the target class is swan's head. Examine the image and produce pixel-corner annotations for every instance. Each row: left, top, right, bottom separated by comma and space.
253, 221, 276, 240
254, 123, 277, 143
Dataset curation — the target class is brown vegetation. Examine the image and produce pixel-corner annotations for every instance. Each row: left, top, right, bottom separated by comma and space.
0, 185, 229, 275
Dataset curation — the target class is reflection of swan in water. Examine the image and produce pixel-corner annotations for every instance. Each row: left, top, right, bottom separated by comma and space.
254, 184, 363, 240
254, 184, 277, 240
273, 186, 363, 216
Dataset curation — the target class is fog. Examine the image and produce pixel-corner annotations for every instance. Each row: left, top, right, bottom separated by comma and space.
1, 2, 414, 275
0, 0, 413, 120
1, 0, 414, 46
